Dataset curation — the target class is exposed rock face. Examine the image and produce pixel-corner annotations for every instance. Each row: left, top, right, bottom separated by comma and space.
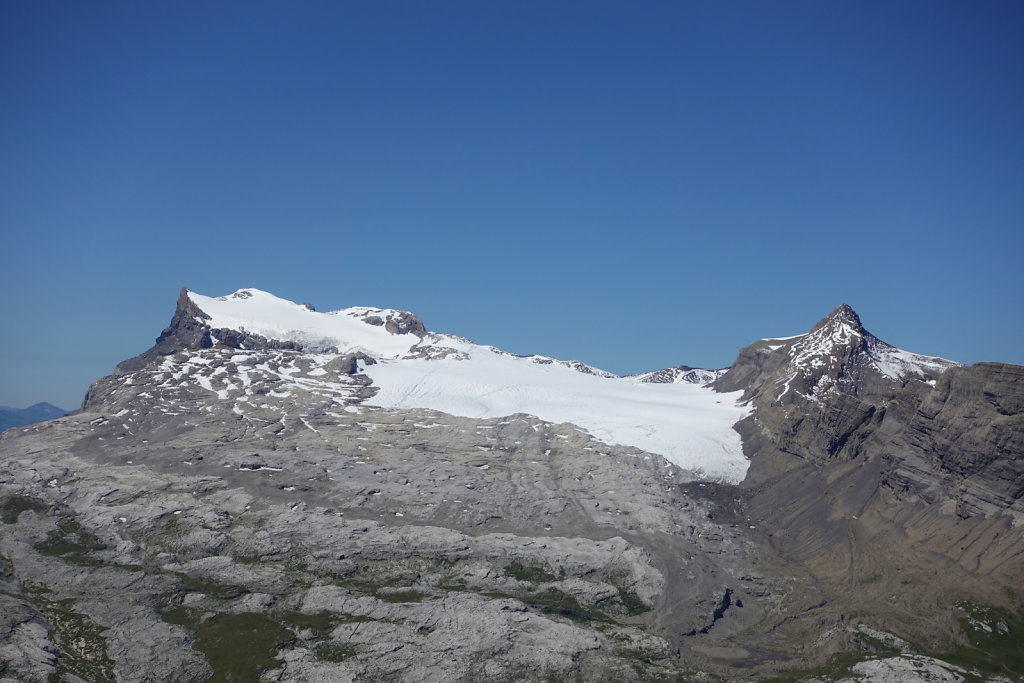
3, 292, 1022, 681
713, 303, 963, 466
715, 306, 1024, 656
716, 303, 957, 402
630, 365, 726, 385
343, 306, 428, 338
877, 362, 1024, 518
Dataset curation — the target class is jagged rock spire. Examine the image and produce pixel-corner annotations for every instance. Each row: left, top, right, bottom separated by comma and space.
810, 303, 865, 335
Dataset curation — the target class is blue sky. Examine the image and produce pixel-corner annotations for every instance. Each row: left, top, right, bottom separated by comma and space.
2, 1, 1022, 409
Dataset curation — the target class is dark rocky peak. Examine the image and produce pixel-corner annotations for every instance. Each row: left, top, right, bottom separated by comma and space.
715, 303, 955, 403
797, 304, 876, 359
121, 288, 214, 366
810, 303, 864, 335
174, 286, 209, 323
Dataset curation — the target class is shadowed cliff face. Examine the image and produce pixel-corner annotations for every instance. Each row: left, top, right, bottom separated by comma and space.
875, 362, 1024, 518
714, 307, 1024, 651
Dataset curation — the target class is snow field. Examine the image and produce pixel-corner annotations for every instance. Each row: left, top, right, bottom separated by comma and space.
364, 349, 751, 482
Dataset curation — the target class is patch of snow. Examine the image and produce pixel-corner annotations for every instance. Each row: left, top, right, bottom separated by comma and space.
868, 340, 958, 381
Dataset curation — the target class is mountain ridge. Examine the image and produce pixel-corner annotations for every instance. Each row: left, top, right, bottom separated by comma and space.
0, 402, 67, 432
3, 286, 1021, 681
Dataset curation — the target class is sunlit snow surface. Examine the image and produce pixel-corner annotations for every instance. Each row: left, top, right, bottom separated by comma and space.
188, 289, 422, 356
186, 289, 753, 483
363, 351, 751, 483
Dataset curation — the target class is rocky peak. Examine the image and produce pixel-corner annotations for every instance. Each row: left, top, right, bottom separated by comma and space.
175, 287, 211, 321
799, 304, 874, 360
714, 304, 957, 405
108, 288, 216, 376
810, 303, 864, 335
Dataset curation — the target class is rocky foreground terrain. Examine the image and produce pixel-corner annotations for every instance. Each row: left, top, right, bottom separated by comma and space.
1, 290, 1022, 682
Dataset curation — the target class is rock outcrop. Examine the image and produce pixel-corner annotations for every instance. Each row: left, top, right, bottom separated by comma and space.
713, 306, 1024, 657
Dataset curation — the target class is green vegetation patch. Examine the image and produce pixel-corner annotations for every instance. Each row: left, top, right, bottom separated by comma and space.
529, 587, 610, 622
503, 560, 556, 583
760, 629, 903, 682
162, 607, 293, 682
762, 602, 1024, 683
281, 610, 372, 635
616, 588, 652, 616
761, 650, 878, 683
22, 583, 116, 683
485, 587, 610, 623
376, 589, 427, 603
437, 578, 468, 592
179, 574, 250, 600
314, 641, 358, 662
941, 601, 1024, 680
321, 564, 431, 602
34, 518, 106, 566
1, 495, 48, 524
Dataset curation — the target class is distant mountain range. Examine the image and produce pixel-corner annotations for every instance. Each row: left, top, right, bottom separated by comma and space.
0, 402, 66, 432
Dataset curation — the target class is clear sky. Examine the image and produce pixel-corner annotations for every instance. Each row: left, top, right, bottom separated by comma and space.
2, 1, 1022, 410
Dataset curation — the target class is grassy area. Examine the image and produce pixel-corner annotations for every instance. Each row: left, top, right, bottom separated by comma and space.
314, 641, 358, 662
377, 589, 427, 603
21, 582, 116, 683
1, 494, 48, 524
616, 587, 652, 616
503, 560, 556, 583
760, 627, 905, 682
941, 601, 1024, 680
179, 574, 250, 600
484, 587, 612, 624
762, 649, 880, 682
762, 603, 1024, 682
162, 607, 293, 682
34, 517, 106, 567
281, 610, 372, 634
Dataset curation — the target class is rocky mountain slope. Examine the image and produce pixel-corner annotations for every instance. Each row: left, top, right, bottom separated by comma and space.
1, 289, 1021, 682
718, 305, 1024, 674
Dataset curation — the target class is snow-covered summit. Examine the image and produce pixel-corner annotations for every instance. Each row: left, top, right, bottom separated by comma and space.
187, 288, 427, 357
